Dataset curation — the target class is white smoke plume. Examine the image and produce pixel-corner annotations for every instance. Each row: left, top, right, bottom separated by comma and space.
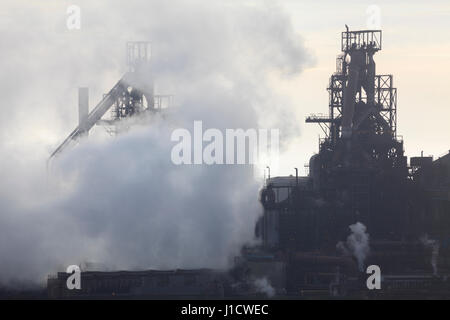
253, 277, 275, 298
0, 0, 311, 287
420, 234, 439, 276
337, 222, 370, 271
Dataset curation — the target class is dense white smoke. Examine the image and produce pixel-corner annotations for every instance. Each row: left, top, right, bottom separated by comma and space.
0, 0, 311, 287
253, 277, 275, 297
337, 222, 370, 271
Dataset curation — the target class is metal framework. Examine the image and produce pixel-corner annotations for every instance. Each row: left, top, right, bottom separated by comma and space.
302, 28, 408, 241
341, 29, 382, 52
306, 29, 399, 159
50, 41, 171, 159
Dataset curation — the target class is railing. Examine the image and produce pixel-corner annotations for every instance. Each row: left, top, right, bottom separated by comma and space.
341, 30, 382, 52
126, 41, 151, 72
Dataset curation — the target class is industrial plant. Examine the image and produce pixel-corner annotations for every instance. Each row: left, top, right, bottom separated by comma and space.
46, 28, 450, 299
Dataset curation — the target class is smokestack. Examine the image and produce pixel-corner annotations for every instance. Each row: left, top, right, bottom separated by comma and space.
78, 87, 89, 136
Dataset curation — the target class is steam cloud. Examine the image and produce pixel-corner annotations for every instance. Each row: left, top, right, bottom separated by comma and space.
337, 222, 370, 271
253, 277, 275, 297
0, 0, 311, 287
420, 234, 440, 276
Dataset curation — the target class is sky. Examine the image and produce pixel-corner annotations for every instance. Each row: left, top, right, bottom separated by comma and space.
1, 0, 448, 176
277, 0, 450, 175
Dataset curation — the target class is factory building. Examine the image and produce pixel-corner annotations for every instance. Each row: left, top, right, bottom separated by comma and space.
47, 28, 450, 299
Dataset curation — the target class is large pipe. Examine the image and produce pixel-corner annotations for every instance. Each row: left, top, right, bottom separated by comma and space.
78, 87, 89, 136
365, 53, 376, 106
294, 167, 298, 187
341, 51, 364, 139
50, 77, 126, 159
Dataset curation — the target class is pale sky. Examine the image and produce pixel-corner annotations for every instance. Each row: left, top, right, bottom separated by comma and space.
1, 0, 449, 177
276, 0, 450, 176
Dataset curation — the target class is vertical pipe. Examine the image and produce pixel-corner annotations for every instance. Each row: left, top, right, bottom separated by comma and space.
342, 50, 364, 139
341, 66, 358, 138
366, 52, 376, 106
